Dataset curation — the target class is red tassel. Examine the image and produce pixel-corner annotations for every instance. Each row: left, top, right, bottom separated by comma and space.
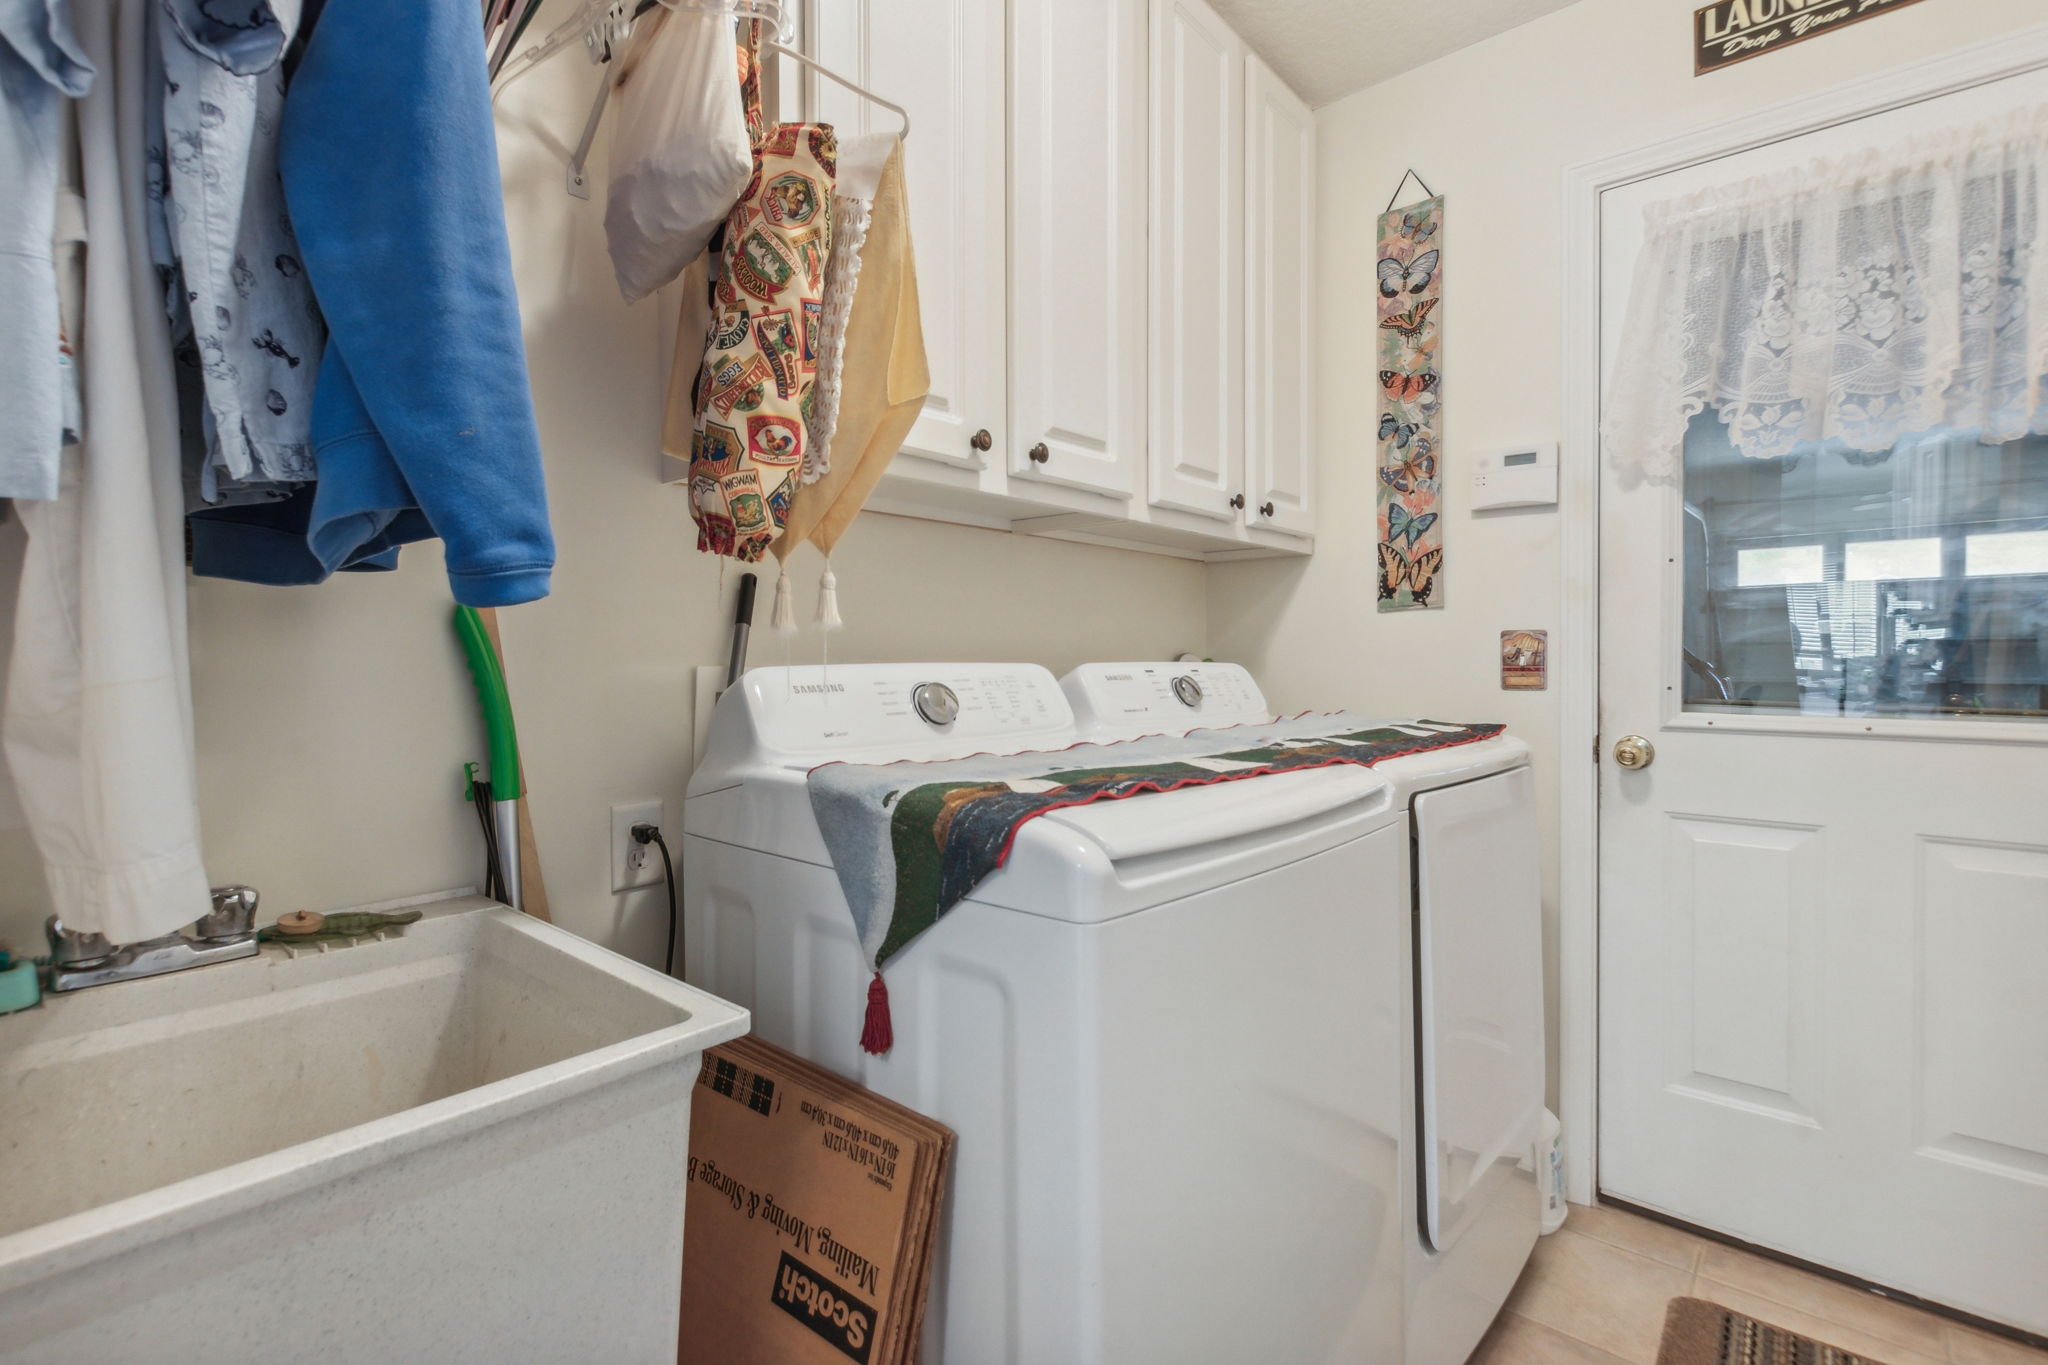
860, 972, 893, 1055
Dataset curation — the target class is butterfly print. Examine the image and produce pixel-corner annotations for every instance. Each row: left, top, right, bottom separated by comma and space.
1396, 208, 1439, 244
1377, 248, 1439, 298
1378, 413, 1418, 449
1380, 297, 1439, 338
1385, 500, 1438, 548
1379, 369, 1439, 402
1378, 445, 1438, 494
1377, 543, 1443, 604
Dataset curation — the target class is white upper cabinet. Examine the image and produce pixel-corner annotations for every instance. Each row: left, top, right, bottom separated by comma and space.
1243, 54, 1315, 539
1007, 0, 1148, 501
805, 0, 1313, 558
1147, 0, 1246, 523
808, 0, 1007, 480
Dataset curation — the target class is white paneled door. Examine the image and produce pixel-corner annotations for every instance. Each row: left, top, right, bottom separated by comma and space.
808, 0, 1006, 474
1008, 0, 1148, 501
1597, 71, 2048, 1336
1243, 53, 1314, 539
1147, 0, 1244, 521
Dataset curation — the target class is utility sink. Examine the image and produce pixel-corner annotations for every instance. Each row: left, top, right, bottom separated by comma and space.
0, 894, 749, 1364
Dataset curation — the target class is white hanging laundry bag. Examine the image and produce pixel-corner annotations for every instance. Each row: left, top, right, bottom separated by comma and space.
603, 4, 751, 304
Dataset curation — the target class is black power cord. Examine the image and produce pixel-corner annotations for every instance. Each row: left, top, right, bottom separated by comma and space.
470, 777, 508, 904
631, 822, 679, 977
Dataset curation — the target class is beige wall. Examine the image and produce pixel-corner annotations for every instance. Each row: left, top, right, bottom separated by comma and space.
1207, 0, 2048, 1103
0, 47, 1207, 963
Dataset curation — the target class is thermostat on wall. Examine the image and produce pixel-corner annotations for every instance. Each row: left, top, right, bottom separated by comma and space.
1471, 442, 1558, 511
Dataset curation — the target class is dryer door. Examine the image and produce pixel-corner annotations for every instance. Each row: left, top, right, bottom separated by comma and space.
1414, 765, 1546, 1253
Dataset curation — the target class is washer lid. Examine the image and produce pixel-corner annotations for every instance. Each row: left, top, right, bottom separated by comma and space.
1031, 764, 1389, 861
968, 765, 1399, 922
684, 762, 1400, 922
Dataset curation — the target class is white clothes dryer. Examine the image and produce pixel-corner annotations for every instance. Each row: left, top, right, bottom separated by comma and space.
1062, 663, 1547, 1365
683, 663, 1411, 1365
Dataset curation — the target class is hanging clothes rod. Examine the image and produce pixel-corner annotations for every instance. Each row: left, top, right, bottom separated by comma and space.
765, 40, 911, 140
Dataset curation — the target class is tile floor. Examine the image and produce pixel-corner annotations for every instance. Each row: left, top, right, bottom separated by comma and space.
1470, 1202, 2048, 1365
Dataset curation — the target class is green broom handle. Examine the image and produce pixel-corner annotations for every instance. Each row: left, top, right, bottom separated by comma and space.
453, 605, 522, 802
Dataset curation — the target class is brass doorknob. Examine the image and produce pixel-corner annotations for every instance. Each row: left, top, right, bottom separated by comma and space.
1259, 501, 1276, 518
1028, 443, 1050, 463
1613, 735, 1655, 770
1229, 493, 1246, 510
969, 428, 993, 452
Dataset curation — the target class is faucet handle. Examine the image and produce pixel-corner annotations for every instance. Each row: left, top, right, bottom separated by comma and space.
191, 885, 260, 942
46, 915, 114, 967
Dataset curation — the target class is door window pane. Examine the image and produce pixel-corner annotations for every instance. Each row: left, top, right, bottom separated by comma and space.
1682, 418, 2048, 720
1844, 537, 1942, 583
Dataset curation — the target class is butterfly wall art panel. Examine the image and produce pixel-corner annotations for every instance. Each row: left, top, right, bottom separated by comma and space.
1376, 195, 1444, 611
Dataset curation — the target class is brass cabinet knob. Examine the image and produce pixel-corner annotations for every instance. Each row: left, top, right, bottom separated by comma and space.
1229, 493, 1246, 510
1028, 443, 1050, 463
1612, 735, 1656, 770
1259, 501, 1276, 518
969, 428, 993, 452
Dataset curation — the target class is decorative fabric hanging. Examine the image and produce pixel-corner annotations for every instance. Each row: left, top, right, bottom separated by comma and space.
1376, 192, 1444, 611
685, 21, 836, 562
768, 135, 927, 629
1603, 105, 2048, 486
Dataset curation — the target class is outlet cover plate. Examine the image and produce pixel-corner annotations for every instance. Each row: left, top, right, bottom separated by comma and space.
610, 799, 665, 893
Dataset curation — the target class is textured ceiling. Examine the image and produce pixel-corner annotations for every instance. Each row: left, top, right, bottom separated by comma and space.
1208, 0, 1583, 108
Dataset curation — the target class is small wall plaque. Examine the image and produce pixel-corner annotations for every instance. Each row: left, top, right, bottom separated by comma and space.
1695, 0, 1931, 76
1501, 630, 1549, 691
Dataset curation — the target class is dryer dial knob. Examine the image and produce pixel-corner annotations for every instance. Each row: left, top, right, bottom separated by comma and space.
912, 682, 960, 727
1171, 675, 1203, 708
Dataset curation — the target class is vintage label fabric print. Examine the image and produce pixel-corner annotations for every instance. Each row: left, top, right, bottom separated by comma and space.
687, 21, 839, 562
1376, 195, 1445, 611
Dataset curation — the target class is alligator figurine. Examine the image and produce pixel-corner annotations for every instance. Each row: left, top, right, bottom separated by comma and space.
258, 908, 425, 945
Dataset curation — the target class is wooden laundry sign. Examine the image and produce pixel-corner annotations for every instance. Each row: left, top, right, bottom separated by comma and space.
1694, 0, 1930, 75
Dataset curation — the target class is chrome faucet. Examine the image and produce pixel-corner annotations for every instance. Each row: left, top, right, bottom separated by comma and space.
45, 885, 262, 993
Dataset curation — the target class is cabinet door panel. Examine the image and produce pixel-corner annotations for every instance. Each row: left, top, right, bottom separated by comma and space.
809, 0, 1005, 476
1148, 0, 1244, 521
1008, 0, 1147, 499
1244, 55, 1315, 539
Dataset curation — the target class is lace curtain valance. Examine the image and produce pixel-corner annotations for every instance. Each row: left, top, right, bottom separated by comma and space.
1603, 106, 2048, 484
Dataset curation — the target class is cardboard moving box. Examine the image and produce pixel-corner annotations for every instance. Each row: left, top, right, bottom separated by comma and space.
679, 1036, 954, 1365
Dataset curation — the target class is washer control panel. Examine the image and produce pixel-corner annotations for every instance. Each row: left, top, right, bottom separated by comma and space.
1060, 662, 1271, 738
735, 663, 1073, 758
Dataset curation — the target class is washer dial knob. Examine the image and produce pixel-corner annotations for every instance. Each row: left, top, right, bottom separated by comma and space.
1171, 674, 1203, 708
912, 681, 960, 727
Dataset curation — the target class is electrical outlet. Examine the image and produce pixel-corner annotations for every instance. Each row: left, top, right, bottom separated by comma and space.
610, 799, 665, 893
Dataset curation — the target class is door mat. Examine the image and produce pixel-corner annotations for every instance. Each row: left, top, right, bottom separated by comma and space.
1658, 1297, 1892, 1365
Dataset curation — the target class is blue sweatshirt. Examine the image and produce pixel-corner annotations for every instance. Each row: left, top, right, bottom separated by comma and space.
188, 0, 555, 607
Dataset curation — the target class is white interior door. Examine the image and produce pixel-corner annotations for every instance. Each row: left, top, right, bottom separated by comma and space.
808, 0, 1005, 474
1598, 70, 2048, 1336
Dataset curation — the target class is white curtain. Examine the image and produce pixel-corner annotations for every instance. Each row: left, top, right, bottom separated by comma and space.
1604, 105, 2048, 485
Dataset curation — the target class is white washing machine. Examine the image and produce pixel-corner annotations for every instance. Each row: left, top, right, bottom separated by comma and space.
1062, 663, 1547, 1365
683, 662, 1410, 1364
